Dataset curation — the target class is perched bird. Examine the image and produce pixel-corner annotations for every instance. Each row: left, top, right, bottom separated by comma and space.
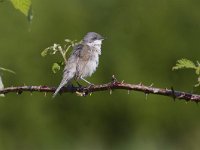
53, 32, 104, 97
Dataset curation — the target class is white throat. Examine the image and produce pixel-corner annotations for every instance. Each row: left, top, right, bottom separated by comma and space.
87, 40, 102, 55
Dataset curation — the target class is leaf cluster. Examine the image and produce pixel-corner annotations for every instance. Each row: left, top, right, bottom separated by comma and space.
41, 39, 78, 74
173, 58, 200, 87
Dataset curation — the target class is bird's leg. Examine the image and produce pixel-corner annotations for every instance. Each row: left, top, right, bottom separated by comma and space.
80, 77, 94, 85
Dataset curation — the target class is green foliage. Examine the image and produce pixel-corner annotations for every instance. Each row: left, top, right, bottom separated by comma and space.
52, 63, 61, 74
172, 59, 197, 70
10, 0, 33, 21
41, 39, 78, 73
173, 58, 200, 87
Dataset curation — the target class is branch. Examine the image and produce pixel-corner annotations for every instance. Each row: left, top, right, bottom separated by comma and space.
0, 76, 200, 103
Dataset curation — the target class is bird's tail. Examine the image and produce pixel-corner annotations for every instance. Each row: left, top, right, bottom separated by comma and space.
52, 79, 70, 98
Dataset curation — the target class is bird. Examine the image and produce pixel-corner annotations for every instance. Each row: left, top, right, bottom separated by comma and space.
53, 32, 104, 97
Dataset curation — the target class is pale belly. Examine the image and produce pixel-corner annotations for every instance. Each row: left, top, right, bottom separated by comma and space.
76, 53, 99, 78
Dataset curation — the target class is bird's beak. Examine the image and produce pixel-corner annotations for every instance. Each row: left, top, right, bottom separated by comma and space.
101, 36, 106, 40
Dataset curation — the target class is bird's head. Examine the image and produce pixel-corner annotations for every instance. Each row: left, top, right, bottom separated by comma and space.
83, 32, 104, 44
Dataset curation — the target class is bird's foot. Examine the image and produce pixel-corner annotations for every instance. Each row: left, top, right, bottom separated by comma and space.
87, 83, 95, 88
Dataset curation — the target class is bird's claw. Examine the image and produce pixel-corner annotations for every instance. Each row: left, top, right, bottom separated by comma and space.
87, 83, 95, 88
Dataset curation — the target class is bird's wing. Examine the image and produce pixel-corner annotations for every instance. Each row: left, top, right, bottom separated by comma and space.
53, 44, 83, 97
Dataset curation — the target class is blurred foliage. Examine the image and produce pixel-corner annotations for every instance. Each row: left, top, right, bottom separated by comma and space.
1, 0, 200, 150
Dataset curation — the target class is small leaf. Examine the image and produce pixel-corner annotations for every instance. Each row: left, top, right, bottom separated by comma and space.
0, 67, 16, 74
172, 59, 197, 70
0, 76, 5, 97
52, 63, 61, 74
41, 48, 49, 57
65, 39, 71, 43
52, 44, 59, 51
50, 44, 60, 55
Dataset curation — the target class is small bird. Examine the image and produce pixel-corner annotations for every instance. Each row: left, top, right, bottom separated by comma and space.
53, 32, 104, 97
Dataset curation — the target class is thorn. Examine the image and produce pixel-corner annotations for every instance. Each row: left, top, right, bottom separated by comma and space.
121, 80, 124, 84
127, 90, 130, 94
139, 82, 143, 86
17, 90, 23, 95
110, 89, 112, 95
171, 87, 176, 101
145, 93, 148, 100
150, 83, 154, 87
44, 92, 47, 97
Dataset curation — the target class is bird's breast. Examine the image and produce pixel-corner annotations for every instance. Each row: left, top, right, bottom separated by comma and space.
78, 51, 99, 78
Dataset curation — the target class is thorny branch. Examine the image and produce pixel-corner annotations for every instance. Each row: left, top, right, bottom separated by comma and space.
0, 75, 200, 103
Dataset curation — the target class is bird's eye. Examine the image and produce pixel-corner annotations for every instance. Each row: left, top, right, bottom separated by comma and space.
92, 37, 97, 40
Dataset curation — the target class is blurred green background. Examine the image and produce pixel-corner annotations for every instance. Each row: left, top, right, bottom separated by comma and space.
1, 0, 200, 149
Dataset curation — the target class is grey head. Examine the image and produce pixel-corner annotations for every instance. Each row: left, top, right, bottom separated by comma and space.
83, 32, 104, 43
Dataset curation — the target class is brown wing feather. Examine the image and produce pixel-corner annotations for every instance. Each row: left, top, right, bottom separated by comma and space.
75, 44, 91, 78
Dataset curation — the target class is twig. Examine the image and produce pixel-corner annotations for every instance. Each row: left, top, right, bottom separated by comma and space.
0, 76, 200, 103
58, 46, 67, 64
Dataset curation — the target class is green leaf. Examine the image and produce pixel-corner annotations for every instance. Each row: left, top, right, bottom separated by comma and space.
0, 67, 16, 74
10, 0, 33, 21
41, 48, 49, 57
0, 76, 5, 97
65, 39, 72, 43
195, 67, 200, 75
172, 58, 197, 70
52, 63, 61, 74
